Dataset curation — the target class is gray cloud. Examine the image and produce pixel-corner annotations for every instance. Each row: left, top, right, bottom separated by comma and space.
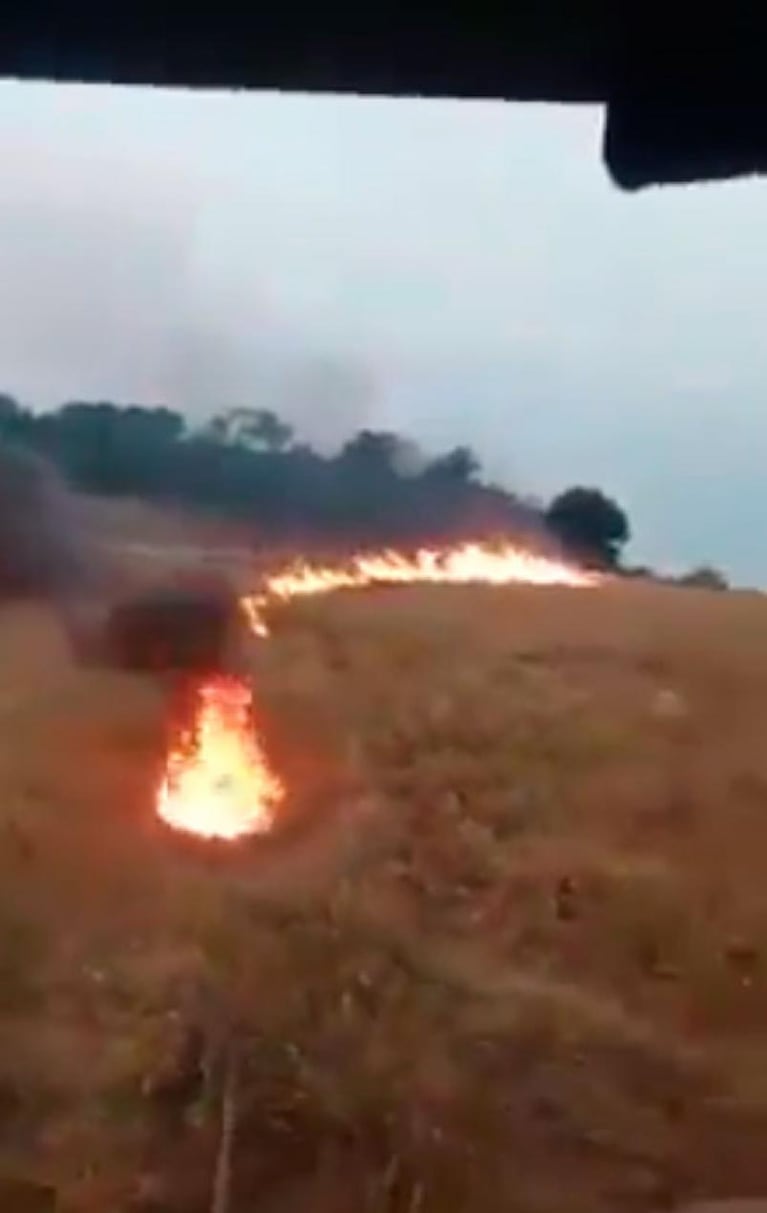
0, 82, 765, 581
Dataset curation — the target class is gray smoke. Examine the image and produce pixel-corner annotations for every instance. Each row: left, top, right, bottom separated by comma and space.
0, 442, 248, 673
159, 321, 377, 452
0, 444, 94, 598
0, 443, 114, 664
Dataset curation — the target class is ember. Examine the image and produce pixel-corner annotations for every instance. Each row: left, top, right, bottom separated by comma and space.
157, 675, 283, 840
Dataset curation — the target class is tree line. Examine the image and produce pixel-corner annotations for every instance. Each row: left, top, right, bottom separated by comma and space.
0, 395, 631, 568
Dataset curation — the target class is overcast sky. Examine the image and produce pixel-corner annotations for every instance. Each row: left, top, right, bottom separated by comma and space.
0, 82, 765, 581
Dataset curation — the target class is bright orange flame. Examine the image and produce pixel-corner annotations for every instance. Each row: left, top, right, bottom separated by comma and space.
243, 539, 598, 636
157, 675, 284, 840
159, 540, 596, 842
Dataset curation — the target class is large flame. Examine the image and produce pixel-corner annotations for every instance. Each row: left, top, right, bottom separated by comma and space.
243, 539, 598, 637
157, 675, 284, 840
158, 539, 596, 841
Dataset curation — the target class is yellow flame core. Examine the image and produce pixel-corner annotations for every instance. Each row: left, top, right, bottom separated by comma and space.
158, 540, 597, 841
243, 540, 598, 636
157, 676, 284, 840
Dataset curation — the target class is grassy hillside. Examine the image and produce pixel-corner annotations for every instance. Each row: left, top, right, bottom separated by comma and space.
2, 578, 767, 1210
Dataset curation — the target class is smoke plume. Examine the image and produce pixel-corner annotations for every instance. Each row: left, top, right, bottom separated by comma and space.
0, 444, 94, 599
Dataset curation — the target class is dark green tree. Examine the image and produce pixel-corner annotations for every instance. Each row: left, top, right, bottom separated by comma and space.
0, 394, 21, 423
338, 430, 402, 472
425, 445, 479, 484
678, 565, 728, 591
0, 389, 559, 551
546, 486, 630, 568
206, 407, 293, 452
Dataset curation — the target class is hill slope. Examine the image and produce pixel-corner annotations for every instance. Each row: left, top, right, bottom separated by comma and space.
2, 579, 767, 1210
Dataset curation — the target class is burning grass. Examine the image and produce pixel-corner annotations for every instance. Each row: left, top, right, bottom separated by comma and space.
4, 581, 767, 1208
156, 539, 593, 842
157, 675, 284, 840
243, 538, 598, 636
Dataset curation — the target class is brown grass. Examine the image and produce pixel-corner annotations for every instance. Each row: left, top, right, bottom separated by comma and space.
3, 578, 767, 1210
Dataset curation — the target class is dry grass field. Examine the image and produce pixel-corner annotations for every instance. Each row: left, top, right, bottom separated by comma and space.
3, 576, 767, 1211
